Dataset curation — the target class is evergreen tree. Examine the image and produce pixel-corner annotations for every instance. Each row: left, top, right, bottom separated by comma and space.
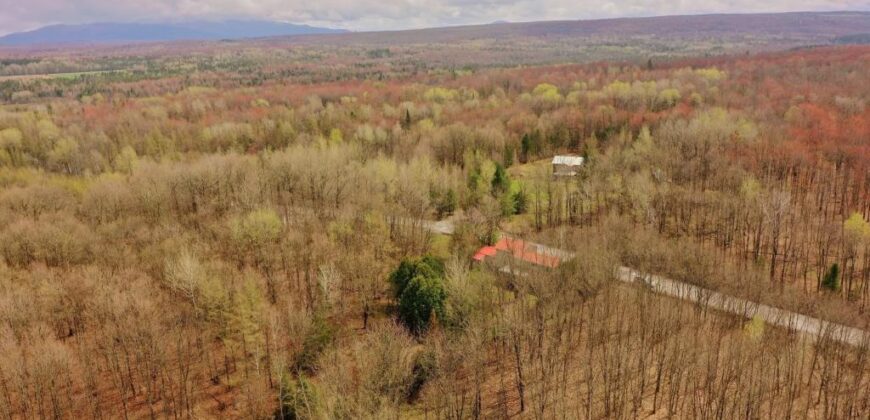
520, 132, 540, 162
294, 311, 334, 373
389, 256, 446, 334
822, 263, 840, 292
467, 166, 482, 192
434, 188, 457, 219
389, 256, 444, 299
398, 274, 446, 335
513, 189, 528, 214
503, 144, 515, 167
491, 162, 509, 195
402, 109, 412, 130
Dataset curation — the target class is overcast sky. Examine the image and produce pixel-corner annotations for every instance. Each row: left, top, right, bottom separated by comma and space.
0, 0, 868, 35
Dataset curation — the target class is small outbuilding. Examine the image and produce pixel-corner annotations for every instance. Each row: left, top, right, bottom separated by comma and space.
552, 155, 584, 177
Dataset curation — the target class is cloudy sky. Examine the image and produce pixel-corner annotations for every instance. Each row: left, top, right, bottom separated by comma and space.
0, 0, 868, 35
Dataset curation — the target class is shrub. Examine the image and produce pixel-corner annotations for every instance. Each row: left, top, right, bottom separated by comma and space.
744, 315, 765, 341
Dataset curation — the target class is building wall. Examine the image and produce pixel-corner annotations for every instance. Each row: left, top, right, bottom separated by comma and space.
553, 163, 579, 176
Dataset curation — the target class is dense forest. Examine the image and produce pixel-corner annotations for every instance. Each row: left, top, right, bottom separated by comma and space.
0, 30, 868, 419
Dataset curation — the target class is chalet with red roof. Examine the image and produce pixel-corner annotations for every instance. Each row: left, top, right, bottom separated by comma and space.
473, 236, 568, 271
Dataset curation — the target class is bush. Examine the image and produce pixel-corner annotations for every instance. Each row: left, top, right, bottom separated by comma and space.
744, 315, 765, 341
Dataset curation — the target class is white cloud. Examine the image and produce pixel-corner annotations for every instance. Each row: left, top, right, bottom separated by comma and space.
0, 0, 867, 35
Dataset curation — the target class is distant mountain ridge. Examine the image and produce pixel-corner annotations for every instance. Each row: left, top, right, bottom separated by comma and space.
0, 20, 348, 46
2, 12, 869, 49
283, 11, 870, 46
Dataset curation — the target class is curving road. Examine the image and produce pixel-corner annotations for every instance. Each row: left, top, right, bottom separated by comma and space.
616, 267, 869, 347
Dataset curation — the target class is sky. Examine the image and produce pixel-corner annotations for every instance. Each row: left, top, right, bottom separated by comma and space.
0, 0, 868, 35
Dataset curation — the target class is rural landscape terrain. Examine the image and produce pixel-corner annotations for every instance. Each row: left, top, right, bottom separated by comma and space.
0, 10, 869, 419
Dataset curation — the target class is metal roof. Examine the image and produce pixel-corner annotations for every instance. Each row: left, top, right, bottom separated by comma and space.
552, 155, 584, 166
473, 237, 562, 268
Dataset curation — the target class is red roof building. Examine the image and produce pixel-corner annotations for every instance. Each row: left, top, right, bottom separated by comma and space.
473, 237, 563, 269
472, 245, 497, 262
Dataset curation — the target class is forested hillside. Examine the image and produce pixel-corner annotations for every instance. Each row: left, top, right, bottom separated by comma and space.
0, 33, 868, 418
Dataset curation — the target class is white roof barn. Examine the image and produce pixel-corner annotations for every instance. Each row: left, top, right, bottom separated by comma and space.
552, 155, 584, 176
